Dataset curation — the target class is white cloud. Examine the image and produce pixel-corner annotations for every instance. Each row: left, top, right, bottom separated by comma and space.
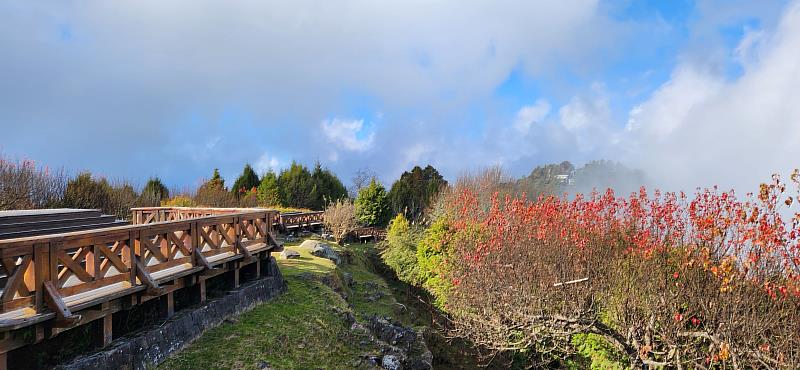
254, 152, 281, 174
623, 1, 800, 191
735, 28, 766, 67
625, 66, 723, 139
513, 99, 550, 134
557, 85, 613, 153
321, 118, 375, 152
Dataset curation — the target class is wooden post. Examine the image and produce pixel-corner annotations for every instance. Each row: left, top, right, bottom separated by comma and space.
35, 325, 45, 343
163, 292, 174, 318
0, 352, 6, 370
33, 243, 51, 312
233, 266, 240, 288
199, 279, 207, 302
101, 303, 113, 347
128, 230, 138, 286
191, 221, 199, 268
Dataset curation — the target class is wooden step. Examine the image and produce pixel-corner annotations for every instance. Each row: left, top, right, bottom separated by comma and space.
0, 215, 117, 234
0, 209, 103, 226
0, 220, 129, 240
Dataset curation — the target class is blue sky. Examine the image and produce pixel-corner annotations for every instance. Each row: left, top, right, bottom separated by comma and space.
1, 0, 798, 192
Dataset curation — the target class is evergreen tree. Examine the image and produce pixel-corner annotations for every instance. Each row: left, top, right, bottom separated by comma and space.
355, 178, 391, 226
64, 172, 111, 210
231, 164, 260, 198
141, 177, 169, 205
309, 162, 348, 210
208, 168, 226, 190
257, 170, 281, 207
195, 169, 234, 207
277, 161, 314, 208
388, 165, 447, 221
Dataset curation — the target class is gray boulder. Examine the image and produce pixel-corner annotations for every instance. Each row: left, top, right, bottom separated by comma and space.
280, 249, 301, 259
341, 272, 354, 288
367, 316, 417, 348
299, 240, 341, 265
382, 355, 402, 370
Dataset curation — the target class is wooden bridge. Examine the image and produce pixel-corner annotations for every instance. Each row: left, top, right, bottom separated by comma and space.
276, 211, 324, 232
0, 207, 282, 370
350, 226, 387, 243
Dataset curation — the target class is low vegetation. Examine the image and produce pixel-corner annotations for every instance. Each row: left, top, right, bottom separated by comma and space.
323, 198, 358, 243
385, 169, 800, 368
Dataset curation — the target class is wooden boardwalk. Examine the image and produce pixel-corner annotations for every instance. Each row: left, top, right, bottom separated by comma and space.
0, 207, 282, 370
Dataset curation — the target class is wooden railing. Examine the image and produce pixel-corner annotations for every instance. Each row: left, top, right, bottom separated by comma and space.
350, 226, 387, 242
130, 207, 278, 226
279, 211, 324, 230
0, 209, 280, 331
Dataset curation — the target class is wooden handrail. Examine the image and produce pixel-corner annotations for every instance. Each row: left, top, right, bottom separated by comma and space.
130, 207, 277, 226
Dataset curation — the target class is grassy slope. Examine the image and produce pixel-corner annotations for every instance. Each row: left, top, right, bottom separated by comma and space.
159, 240, 410, 370
158, 238, 622, 369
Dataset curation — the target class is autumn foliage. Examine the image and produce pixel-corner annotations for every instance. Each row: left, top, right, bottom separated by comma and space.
433, 171, 800, 368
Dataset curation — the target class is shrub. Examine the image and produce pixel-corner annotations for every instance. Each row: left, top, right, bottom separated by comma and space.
429, 170, 800, 368
0, 157, 66, 210
106, 181, 138, 219
162, 195, 196, 207
323, 198, 357, 242
415, 217, 452, 308
238, 188, 259, 207
60, 173, 136, 218
380, 214, 421, 285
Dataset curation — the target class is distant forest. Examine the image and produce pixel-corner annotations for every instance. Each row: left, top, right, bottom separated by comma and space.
0, 154, 645, 222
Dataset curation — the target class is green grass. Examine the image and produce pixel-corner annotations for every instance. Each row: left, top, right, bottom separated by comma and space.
566, 333, 628, 370
159, 240, 406, 370
339, 244, 403, 320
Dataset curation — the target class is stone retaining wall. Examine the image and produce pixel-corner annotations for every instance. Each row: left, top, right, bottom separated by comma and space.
59, 257, 287, 370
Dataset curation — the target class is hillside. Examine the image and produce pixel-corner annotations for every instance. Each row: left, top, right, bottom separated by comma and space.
159, 239, 455, 369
